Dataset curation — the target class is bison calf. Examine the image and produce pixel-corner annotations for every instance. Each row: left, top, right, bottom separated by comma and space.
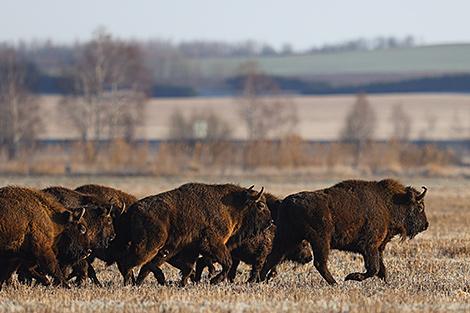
261, 179, 429, 285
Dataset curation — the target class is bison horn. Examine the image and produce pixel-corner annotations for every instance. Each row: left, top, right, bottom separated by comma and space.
248, 185, 255, 191
255, 187, 265, 202
120, 201, 126, 215
417, 186, 427, 201
70, 207, 86, 222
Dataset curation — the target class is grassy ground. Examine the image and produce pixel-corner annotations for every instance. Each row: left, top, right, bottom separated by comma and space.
0, 175, 469, 312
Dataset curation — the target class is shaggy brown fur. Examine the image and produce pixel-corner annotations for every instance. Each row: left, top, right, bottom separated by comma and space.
68, 185, 138, 286
75, 184, 137, 216
260, 179, 429, 285
0, 186, 89, 289
194, 193, 313, 283
42, 186, 115, 249
36, 186, 116, 286
114, 183, 272, 286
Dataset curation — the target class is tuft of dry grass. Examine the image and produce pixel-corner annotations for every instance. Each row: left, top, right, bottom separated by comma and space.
0, 175, 469, 312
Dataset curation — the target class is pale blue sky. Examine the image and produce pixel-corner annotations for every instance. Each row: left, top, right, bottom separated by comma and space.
1, 0, 469, 49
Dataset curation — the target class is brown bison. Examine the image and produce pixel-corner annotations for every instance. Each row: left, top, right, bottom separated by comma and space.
194, 193, 313, 283
42, 186, 116, 249
114, 183, 272, 286
66, 184, 138, 286
0, 186, 90, 289
260, 179, 429, 285
40, 186, 118, 286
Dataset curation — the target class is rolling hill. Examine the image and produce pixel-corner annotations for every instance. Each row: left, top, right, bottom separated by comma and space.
191, 44, 470, 81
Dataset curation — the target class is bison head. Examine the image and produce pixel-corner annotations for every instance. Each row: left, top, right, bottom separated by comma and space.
241, 185, 273, 237
286, 240, 313, 264
56, 207, 91, 265
83, 204, 116, 249
402, 186, 429, 239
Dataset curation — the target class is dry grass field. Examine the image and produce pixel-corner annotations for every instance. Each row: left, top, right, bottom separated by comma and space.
0, 175, 469, 313
39, 93, 470, 141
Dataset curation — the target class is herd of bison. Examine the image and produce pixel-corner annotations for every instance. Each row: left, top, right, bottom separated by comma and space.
0, 178, 429, 290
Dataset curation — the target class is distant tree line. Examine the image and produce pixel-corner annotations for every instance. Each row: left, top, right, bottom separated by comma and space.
5, 33, 470, 98
307, 36, 417, 54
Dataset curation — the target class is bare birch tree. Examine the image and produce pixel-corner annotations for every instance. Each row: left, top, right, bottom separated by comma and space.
61, 28, 150, 153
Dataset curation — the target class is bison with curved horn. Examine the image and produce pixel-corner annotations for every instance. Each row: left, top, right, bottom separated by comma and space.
260, 179, 429, 285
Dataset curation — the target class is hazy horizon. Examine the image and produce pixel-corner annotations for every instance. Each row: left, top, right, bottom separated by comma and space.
1, 0, 470, 50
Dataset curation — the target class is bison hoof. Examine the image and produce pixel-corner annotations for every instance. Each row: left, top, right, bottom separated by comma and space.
345, 273, 366, 282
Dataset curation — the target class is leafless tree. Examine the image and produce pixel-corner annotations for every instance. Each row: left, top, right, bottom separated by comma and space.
340, 93, 376, 165
61, 28, 150, 152
389, 103, 412, 141
237, 61, 298, 139
0, 47, 41, 160
169, 109, 232, 140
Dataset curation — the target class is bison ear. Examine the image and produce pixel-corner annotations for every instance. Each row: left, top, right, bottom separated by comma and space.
405, 187, 415, 203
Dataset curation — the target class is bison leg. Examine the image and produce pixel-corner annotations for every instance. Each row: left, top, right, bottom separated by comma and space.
87, 263, 103, 287
117, 260, 136, 286
117, 223, 168, 286
17, 264, 33, 285
179, 265, 194, 287
204, 240, 232, 285
21, 265, 51, 286
377, 250, 387, 282
70, 260, 89, 286
260, 235, 293, 282
168, 258, 196, 287
345, 247, 380, 282
35, 248, 70, 288
228, 258, 240, 282
0, 258, 20, 289
194, 256, 215, 282
307, 231, 336, 285
136, 258, 166, 286
247, 256, 266, 283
